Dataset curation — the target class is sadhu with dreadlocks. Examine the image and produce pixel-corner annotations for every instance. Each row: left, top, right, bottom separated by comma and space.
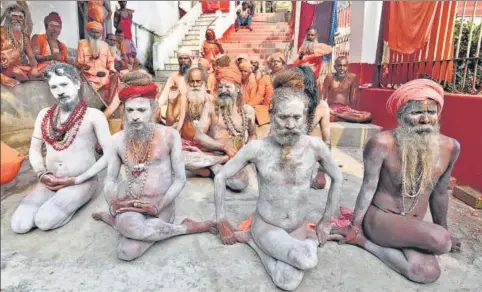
273, 65, 331, 189
0, 4, 40, 87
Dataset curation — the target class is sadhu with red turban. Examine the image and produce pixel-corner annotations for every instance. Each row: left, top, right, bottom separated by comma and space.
386, 78, 444, 117
119, 83, 159, 102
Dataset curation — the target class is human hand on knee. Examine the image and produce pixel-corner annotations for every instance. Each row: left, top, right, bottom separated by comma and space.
114, 199, 158, 217
40, 173, 67, 191
217, 218, 236, 245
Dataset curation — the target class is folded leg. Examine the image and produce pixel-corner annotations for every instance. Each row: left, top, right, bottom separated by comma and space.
11, 183, 54, 233
34, 178, 98, 231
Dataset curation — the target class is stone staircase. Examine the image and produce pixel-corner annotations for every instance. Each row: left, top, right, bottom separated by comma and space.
155, 14, 217, 80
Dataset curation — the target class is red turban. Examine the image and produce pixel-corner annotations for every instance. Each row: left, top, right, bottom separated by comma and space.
44, 12, 62, 27
215, 65, 242, 86
86, 21, 103, 32
119, 83, 158, 102
386, 79, 444, 116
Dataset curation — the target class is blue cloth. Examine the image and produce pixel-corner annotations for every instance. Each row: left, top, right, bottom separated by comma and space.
324, 1, 338, 63
237, 15, 252, 27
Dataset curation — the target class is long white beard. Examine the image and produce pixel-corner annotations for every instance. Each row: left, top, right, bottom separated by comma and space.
302, 39, 318, 53
89, 37, 101, 58
124, 120, 154, 142
187, 86, 207, 104
109, 45, 117, 58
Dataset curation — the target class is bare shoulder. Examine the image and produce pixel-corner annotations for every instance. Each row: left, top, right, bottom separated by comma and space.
155, 123, 181, 144
36, 107, 49, 120
367, 130, 394, 149
111, 131, 125, 153
439, 134, 460, 158
86, 107, 106, 119
347, 73, 358, 81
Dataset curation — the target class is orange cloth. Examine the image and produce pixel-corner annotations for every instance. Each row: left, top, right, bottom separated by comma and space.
250, 74, 273, 125
238, 61, 252, 72
238, 213, 316, 232
215, 65, 242, 86
0, 142, 25, 185
293, 43, 332, 78
86, 21, 103, 32
242, 74, 257, 105
388, 1, 438, 54
202, 40, 221, 62
386, 79, 444, 116
88, 0, 105, 23
31, 34, 68, 64
267, 52, 286, 64
159, 72, 188, 104
76, 39, 114, 91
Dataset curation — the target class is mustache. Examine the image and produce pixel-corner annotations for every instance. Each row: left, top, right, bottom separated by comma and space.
411, 124, 435, 133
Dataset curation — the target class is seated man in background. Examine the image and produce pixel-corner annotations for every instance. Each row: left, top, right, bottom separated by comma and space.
322, 56, 372, 123
156, 47, 193, 124
1, 4, 40, 87
330, 79, 461, 283
76, 21, 120, 118
105, 33, 128, 72
236, 2, 253, 32
31, 12, 73, 70
185, 65, 256, 191
214, 87, 343, 290
92, 77, 215, 261
11, 63, 112, 233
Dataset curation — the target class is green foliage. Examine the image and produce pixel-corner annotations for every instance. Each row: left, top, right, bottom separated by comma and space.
444, 19, 481, 94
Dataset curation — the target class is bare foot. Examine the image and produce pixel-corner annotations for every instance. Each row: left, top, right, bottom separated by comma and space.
92, 212, 115, 226
234, 230, 251, 243
183, 218, 217, 233
330, 226, 367, 247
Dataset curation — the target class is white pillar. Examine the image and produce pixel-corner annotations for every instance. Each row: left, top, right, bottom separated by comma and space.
349, 1, 383, 65
289, 1, 302, 62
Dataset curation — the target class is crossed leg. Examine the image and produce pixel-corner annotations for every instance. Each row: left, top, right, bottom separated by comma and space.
244, 213, 318, 290
331, 205, 452, 283
92, 206, 215, 261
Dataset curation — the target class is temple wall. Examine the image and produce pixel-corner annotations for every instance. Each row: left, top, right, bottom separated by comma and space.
358, 88, 482, 192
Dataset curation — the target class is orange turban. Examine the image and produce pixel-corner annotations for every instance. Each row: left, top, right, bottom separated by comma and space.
215, 65, 242, 86
86, 21, 103, 32
119, 83, 158, 102
267, 52, 286, 64
238, 61, 252, 72
386, 79, 444, 116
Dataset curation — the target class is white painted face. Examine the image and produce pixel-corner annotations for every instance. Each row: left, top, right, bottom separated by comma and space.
47, 74, 81, 109
124, 97, 153, 130
272, 99, 305, 145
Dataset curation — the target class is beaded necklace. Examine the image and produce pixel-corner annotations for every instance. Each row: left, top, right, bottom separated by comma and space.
41, 100, 87, 151
221, 106, 248, 150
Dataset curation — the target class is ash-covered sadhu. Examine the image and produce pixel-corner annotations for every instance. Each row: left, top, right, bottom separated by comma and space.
330, 79, 462, 284
92, 81, 216, 261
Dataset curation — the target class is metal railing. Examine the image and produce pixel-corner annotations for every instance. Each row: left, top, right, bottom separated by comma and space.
377, 1, 481, 94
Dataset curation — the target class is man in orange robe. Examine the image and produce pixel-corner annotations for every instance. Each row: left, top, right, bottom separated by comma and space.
238, 61, 257, 105
201, 28, 224, 62
293, 26, 332, 79
198, 57, 216, 95
1, 4, 40, 87
249, 53, 285, 126
78, 0, 112, 33
76, 21, 120, 118
31, 12, 72, 71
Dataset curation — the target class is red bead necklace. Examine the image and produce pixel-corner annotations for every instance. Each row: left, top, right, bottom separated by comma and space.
41, 100, 88, 151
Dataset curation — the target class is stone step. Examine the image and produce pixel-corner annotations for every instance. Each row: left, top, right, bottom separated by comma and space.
184, 34, 201, 41
311, 122, 382, 148
222, 41, 291, 49
182, 39, 201, 46
224, 48, 287, 56
154, 69, 177, 81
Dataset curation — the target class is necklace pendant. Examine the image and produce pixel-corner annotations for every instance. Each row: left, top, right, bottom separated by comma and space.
132, 170, 142, 177
233, 136, 242, 150
401, 212, 406, 216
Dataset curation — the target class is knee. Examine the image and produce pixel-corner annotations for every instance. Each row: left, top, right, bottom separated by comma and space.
34, 207, 69, 231
226, 176, 249, 192
116, 219, 145, 240
272, 265, 304, 291
11, 213, 34, 234
429, 229, 452, 254
116, 244, 142, 261
408, 261, 441, 284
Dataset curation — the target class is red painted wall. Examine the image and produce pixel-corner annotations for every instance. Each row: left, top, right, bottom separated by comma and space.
358, 88, 482, 192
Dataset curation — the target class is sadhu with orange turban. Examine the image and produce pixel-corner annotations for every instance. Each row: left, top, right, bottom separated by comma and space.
386, 79, 444, 117
86, 21, 103, 32
237, 61, 257, 104
215, 65, 242, 86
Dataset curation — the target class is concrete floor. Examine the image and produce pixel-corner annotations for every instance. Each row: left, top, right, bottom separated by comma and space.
1, 147, 481, 292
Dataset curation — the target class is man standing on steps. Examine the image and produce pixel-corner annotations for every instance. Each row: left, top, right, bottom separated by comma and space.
156, 47, 194, 124
236, 2, 253, 32
114, 1, 136, 66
